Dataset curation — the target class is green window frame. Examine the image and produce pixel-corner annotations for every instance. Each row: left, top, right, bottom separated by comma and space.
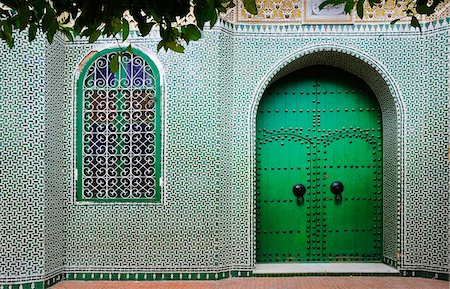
76, 48, 161, 202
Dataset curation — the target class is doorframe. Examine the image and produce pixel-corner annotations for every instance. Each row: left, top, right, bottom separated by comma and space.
248, 44, 405, 269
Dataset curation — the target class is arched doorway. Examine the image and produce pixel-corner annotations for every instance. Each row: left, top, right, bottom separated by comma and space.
256, 66, 383, 263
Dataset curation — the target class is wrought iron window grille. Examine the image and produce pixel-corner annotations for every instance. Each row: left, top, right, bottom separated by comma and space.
76, 49, 161, 202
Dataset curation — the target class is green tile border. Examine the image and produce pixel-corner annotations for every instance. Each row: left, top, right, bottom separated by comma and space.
401, 270, 449, 281
2, 269, 448, 287
64, 270, 254, 281
0, 273, 64, 289
0, 283, 44, 289
44, 274, 64, 288
383, 257, 398, 268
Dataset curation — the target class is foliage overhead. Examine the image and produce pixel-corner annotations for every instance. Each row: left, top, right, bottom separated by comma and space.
0, 0, 445, 53
0, 0, 257, 51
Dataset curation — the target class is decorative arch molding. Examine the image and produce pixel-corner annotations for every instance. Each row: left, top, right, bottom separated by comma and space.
73, 44, 166, 122
75, 43, 166, 80
250, 44, 405, 117
248, 44, 405, 268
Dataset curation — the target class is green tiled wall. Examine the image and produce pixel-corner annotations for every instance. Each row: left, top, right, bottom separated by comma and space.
0, 19, 448, 287
0, 31, 46, 281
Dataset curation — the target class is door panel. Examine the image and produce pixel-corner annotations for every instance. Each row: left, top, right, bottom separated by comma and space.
256, 75, 315, 262
319, 137, 382, 261
256, 66, 382, 263
315, 71, 382, 262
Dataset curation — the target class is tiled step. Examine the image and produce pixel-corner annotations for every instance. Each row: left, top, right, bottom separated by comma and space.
253, 263, 400, 275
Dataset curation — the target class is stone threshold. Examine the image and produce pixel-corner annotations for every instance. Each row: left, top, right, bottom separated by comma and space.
254, 263, 400, 274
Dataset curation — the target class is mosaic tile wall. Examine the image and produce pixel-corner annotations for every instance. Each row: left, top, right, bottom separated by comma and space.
0, 32, 46, 281
401, 30, 449, 273
216, 31, 248, 269
1, 18, 449, 288
61, 20, 449, 275
63, 36, 223, 271
44, 35, 66, 277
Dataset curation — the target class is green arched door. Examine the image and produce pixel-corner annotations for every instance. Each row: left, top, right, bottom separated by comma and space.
256, 66, 382, 263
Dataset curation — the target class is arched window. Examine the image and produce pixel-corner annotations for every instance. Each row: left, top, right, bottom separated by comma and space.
76, 48, 161, 202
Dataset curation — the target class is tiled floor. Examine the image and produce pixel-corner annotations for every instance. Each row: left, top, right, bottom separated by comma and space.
49, 277, 448, 289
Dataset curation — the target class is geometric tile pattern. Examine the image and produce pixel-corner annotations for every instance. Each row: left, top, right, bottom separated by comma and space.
44, 33, 67, 277
0, 31, 46, 281
65, 39, 218, 271
428, 0, 450, 20
0, 17, 449, 289
356, 0, 421, 22
400, 30, 449, 273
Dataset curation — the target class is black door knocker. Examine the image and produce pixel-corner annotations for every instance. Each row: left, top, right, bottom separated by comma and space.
292, 184, 306, 204
330, 181, 344, 202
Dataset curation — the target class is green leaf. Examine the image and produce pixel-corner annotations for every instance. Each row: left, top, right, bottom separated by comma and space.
319, 0, 346, 10
416, 2, 434, 15
138, 22, 154, 37
47, 19, 57, 43
46, 31, 54, 43
28, 24, 37, 42
111, 17, 122, 34
18, 2, 30, 31
62, 28, 74, 42
122, 18, 129, 41
194, 8, 206, 30
217, 5, 227, 13
344, 0, 354, 14
193, 2, 217, 29
411, 16, 422, 32
210, 8, 218, 27
33, 1, 45, 19
41, 5, 53, 32
243, 0, 257, 15
182, 24, 201, 41
3, 21, 12, 34
166, 41, 185, 53
109, 53, 120, 73
390, 18, 401, 25
126, 44, 133, 53
157, 40, 164, 51
356, 0, 365, 18
3, 30, 13, 48
88, 30, 101, 43
80, 28, 91, 37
